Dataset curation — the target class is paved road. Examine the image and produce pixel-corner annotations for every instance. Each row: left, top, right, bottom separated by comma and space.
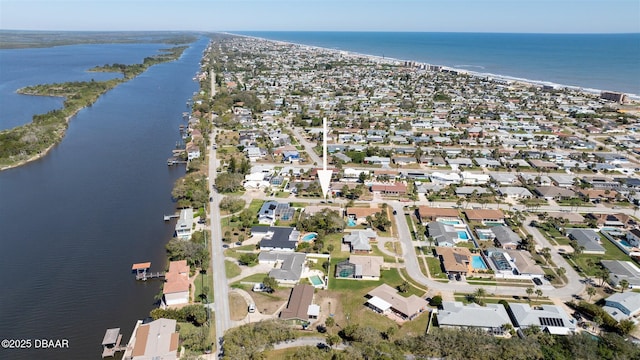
390, 202, 591, 299
208, 141, 231, 356
292, 127, 322, 165
522, 215, 585, 298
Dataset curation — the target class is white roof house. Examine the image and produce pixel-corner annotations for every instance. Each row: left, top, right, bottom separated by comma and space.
174, 208, 193, 240
429, 172, 461, 184
603, 292, 640, 321
508, 303, 576, 335
437, 301, 512, 333
461, 171, 490, 185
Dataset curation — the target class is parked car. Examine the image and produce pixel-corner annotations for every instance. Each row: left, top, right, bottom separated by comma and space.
532, 277, 543, 286
248, 303, 256, 313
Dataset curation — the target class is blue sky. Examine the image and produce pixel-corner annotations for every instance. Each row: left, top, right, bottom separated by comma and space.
1, 0, 638, 33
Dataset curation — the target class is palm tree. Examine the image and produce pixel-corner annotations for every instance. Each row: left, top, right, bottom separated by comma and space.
474, 288, 487, 305
586, 286, 597, 302
599, 268, 610, 287
619, 279, 629, 293
535, 289, 543, 301
526, 287, 534, 302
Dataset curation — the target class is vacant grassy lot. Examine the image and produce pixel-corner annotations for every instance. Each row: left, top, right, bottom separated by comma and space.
229, 292, 248, 320
225, 260, 242, 279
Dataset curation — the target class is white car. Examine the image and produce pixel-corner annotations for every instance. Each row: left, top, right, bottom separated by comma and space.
248, 303, 256, 313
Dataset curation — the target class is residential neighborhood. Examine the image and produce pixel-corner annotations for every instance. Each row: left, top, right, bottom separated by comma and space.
154, 35, 640, 358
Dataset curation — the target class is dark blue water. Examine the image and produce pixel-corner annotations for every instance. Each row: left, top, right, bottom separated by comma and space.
236, 32, 640, 96
0, 37, 208, 359
0, 43, 169, 130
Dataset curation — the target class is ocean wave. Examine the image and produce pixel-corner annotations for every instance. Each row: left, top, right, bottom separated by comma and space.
454, 64, 486, 70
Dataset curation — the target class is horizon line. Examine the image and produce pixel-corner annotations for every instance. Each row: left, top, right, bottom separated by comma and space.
1, 29, 639, 36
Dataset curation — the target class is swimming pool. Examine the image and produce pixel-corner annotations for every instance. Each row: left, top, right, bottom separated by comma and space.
458, 231, 469, 240
309, 275, 324, 287
437, 219, 462, 225
301, 233, 318, 242
472, 255, 488, 270
347, 218, 356, 227
620, 240, 632, 247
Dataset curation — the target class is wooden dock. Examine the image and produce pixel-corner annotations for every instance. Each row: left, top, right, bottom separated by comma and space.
163, 214, 179, 221
135, 272, 165, 281
132, 262, 164, 281
101, 328, 126, 358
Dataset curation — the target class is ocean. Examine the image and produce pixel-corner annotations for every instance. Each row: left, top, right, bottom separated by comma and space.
235, 32, 640, 97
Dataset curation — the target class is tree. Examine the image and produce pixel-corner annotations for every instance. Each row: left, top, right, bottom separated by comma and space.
619, 279, 629, 292
586, 286, 597, 302
557, 267, 566, 280
526, 287, 534, 301
238, 253, 258, 266
618, 319, 636, 335
326, 333, 340, 349
535, 289, 543, 300
383, 326, 397, 340
599, 268, 610, 287
474, 288, 487, 305
262, 276, 278, 293
398, 281, 410, 293
325, 316, 335, 328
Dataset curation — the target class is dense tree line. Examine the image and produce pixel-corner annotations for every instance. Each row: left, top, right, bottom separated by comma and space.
166, 230, 210, 269
223, 321, 640, 360
221, 320, 295, 359
171, 173, 209, 209
150, 305, 208, 326
297, 209, 345, 235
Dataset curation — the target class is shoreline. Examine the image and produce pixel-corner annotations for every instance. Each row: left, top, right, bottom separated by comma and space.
225, 31, 640, 101
0, 45, 189, 172
0, 108, 81, 172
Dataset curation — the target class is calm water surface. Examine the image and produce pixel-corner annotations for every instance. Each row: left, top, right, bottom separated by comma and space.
0, 37, 208, 359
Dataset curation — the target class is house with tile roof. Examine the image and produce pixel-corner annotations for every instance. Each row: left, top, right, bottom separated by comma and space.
162, 260, 190, 307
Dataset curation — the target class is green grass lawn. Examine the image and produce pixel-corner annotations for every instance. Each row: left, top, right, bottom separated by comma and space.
425, 256, 447, 279
247, 199, 264, 214
230, 272, 269, 286
572, 233, 634, 276
370, 245, 397, 263
225, 260, 242, 278
194, 271, 214, 303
